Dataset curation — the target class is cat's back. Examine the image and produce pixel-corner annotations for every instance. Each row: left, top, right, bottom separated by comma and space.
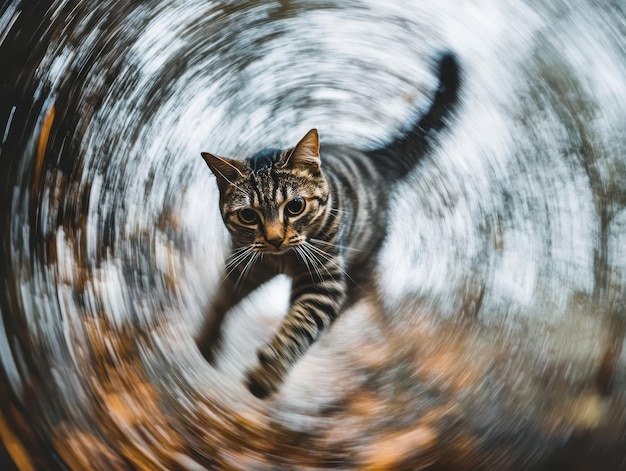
321, 143, 387, 191
320, 143, 390, 264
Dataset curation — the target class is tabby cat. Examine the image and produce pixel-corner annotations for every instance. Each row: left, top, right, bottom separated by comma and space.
197, 52, 461, 398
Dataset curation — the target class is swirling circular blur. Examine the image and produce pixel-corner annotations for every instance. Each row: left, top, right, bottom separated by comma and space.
1, 1, 626, 469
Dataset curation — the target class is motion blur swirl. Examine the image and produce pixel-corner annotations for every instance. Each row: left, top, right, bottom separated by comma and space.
1, 1, 626, 469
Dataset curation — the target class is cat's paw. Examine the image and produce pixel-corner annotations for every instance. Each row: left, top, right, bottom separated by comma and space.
245, 364, 282, 399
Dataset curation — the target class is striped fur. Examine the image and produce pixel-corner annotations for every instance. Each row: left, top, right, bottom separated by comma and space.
197, 52, 461, 398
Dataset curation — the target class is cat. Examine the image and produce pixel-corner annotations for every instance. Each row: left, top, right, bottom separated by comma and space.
197, 52, 461, 398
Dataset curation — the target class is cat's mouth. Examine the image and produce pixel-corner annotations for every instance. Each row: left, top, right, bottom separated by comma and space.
262, 236, 304, 254
265, 247, 290, 255
263, 243, 298, 254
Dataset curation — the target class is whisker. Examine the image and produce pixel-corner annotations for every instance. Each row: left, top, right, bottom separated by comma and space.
226, 246, 252, 263
308, 238, 362, 253
300, 245, 327, 283
304, 241, 366, 292
300, 243, 354, 296
300, 244, 333, 281
224, 246, 255, 279
225, 246, 254, 266
294, 246, 316, 282
230, 245, 251, 254
224, 252, 251, 273
244, 252, 260, 286
303, 244, 334, 269
234, 251, 259, 289
304, 242, 343, 265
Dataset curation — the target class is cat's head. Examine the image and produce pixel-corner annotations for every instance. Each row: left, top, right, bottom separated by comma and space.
201, 129, 330, 253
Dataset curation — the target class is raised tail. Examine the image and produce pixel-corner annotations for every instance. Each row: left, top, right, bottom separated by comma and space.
368, 51, 461, 178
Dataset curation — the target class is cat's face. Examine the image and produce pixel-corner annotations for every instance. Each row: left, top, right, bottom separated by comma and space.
202, 129, 329, 253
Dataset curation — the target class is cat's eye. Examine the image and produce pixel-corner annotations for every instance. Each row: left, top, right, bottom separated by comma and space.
285, 197, 306, 216
238, 208, 259, 225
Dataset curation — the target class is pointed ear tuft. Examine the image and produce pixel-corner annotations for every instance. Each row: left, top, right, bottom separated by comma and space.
282, 129, 320, 172
201, 152, 246, 189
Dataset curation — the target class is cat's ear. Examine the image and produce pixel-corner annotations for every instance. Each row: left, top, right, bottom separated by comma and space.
282, 129, 320, 173
201, 152, 246, 189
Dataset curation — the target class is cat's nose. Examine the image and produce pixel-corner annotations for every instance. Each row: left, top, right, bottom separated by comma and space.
267, 236, 284, 248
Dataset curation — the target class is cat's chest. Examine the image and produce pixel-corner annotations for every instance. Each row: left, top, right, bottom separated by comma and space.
262, 252, 301, 277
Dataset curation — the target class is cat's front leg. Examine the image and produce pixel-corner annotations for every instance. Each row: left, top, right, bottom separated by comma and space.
195, 276, 241, 365
196, 256, 277, 364
245, 253, 347, 398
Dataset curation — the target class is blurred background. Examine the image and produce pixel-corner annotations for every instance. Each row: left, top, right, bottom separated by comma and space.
1, 1, 625, 469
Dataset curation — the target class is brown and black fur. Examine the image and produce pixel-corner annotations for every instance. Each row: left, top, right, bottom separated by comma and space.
197, 52, 461, 398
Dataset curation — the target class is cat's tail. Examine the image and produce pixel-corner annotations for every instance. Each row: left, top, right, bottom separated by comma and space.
367, 51, 461, 178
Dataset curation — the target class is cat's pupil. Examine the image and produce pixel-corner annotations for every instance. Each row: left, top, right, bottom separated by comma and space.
238, 208, 258, 225
286, 197, 305, 216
